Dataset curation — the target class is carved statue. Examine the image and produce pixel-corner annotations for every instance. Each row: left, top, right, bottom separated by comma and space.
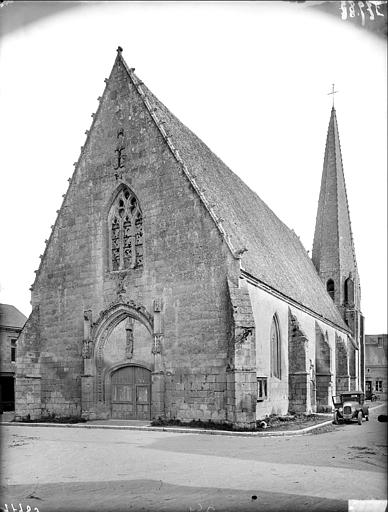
153, 298, 162, 312
82, 310, 93, 359
125, 317, 134, 359
82, 339, 93, 359
152, 334, 163, 354
114, 128, 126, 170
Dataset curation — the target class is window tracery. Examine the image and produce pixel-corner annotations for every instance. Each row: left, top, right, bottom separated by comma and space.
109, 188, 143, 271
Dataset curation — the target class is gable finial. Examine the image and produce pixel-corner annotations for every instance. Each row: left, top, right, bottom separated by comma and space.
327, 83, 338, 109
117, 46, 123, 54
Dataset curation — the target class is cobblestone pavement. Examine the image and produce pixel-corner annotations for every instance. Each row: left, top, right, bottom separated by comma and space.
0, 404, 386, 512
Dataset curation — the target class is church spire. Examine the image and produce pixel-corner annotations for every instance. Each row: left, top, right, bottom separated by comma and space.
312, 107, 360, 317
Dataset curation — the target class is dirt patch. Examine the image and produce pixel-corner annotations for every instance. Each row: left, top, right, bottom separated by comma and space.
257, 414, 330, 431
15, 415, 87, 424
8, 433, 39, 447
151, 414, 330, 432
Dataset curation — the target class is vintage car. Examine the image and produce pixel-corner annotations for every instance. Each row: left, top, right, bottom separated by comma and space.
366, 390, 379, 401
332, 391, 369, 425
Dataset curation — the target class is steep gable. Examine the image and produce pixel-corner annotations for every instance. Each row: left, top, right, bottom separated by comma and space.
31, 50, 347, 331
126, 62, 348, 330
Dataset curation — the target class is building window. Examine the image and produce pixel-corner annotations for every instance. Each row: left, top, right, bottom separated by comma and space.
327, 279, 335, 301
378, 337, 383, 348
11, 338, 17, 362
109, 187, 143, 271
344, 277, 354, 305
270, 314, 281, 379
376, 380, 383, 392
257, 377, 268, 401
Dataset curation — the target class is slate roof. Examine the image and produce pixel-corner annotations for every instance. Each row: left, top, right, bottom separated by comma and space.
119, 54, 348, 331
312, 107, 358, 276
0, 303, 27, 329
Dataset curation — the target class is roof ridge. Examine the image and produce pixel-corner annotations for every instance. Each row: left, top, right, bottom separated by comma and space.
119, 54, 240, 261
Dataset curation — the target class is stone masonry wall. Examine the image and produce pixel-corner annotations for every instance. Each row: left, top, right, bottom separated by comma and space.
315, 322, 332, 411
15, 307, 43, 419
226, 279, 256, 427
17, 54, 239, 422
336, 334, 350, 393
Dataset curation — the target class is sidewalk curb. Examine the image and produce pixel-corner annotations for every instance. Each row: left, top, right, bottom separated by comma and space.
0, 419, 334, 437
1, 403, 385, 438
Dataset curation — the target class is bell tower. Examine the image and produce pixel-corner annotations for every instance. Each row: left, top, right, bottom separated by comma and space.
312, 105, 364, 389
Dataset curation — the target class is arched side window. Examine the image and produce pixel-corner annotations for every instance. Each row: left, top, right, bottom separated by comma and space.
270, 314, 281, 379
109, 187, 143, 271
326, 279, 335, 301
344, 277, 354, 305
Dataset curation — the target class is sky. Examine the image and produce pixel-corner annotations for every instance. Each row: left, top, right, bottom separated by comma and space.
0, 1, 386, 333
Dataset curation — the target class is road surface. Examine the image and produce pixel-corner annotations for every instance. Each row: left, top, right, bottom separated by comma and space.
1, 404, 386, 512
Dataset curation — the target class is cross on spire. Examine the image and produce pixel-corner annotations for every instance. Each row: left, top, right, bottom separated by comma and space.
327, 83, 338, 108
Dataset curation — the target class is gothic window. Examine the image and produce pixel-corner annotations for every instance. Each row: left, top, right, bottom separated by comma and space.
327, 279, 335, 301
109, 188, 143, 271
270, 315, 281, 379
344, 277, 354, 305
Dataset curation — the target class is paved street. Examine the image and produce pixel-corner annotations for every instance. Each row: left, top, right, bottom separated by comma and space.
1, 405, 386, 512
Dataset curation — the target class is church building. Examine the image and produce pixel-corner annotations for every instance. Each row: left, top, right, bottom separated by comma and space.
15, 49, 364, 427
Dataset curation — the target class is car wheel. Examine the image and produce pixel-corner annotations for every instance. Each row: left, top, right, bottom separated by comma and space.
333, 412, 338, 425
357, 411, 362, 425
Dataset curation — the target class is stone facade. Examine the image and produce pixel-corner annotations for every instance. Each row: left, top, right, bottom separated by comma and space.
14, 50, 360, 425
15, 52, 243, 424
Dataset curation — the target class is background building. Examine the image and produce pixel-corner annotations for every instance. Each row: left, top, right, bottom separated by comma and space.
365, 334, 387, 400
0, 303, 27, 415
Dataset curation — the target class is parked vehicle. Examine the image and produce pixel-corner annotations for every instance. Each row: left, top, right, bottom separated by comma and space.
366, 390, 379, 401
332, 391, 369, 425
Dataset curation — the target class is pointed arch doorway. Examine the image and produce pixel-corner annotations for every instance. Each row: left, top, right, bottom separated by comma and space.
110, 365, 151, 420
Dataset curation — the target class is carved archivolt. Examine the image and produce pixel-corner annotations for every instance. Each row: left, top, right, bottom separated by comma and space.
91, 301, 154, 402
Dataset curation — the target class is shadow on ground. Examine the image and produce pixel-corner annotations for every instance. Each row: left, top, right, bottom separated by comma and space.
1, 478, 347, 512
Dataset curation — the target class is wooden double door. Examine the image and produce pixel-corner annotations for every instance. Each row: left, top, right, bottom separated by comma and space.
111, 366, 151, 420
